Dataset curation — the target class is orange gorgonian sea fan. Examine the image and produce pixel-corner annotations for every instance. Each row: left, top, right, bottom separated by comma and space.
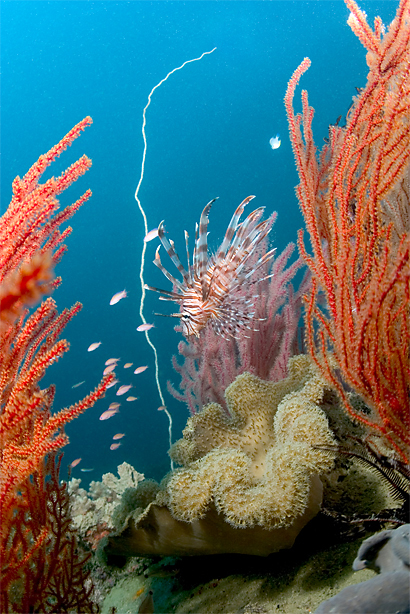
0, 118, 114, 611
145, 196, 277, 338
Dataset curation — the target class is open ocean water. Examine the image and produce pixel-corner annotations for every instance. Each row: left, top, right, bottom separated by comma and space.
1, 0, 398, 485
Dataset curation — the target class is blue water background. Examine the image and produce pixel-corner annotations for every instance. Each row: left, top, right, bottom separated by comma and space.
1, 1, 398, 485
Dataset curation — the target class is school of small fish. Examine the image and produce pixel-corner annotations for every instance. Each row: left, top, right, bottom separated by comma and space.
71, 286, 161, 471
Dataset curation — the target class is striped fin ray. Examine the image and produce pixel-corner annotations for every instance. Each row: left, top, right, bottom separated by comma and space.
215, 195, 255, 261
153, 246, 186, 293
231, 218, 273, 269
213, 215, 269, 284
197, 198, 218, 299
207, 207, 273, 302
230, 211, 275, 266
192, 222, 199, 276
144, 284, 185, 301
158, 222, 190, 285
237, 247, 277, 282
184, 230, 193, 285
225, 209, 266, 262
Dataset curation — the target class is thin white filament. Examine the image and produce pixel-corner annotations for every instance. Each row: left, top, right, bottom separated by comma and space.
134, 48, 217, 471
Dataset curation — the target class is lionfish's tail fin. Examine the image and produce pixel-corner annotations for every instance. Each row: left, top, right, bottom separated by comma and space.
196, 198, 218, 299
216, 195, 255, 261
158, 221, 190, 285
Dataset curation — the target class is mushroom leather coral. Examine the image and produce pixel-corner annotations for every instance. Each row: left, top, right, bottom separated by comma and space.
167, 355, 336, 529
105, 356, 336, 558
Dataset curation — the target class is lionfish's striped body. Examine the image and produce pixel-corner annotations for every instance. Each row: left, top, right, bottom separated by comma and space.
145, 196, 276, 338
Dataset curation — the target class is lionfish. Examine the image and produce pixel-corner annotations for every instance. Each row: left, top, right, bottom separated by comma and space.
145, 196, 276, 338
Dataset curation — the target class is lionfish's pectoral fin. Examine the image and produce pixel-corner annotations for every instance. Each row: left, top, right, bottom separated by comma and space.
184, 230, 193, 285
154, 312, 184, 318
158, 221, 190, 285
153, 246, 185, 293
144, 284, 183, 301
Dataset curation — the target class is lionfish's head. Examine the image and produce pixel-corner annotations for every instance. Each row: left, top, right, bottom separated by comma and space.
145, 196, 276, 339
179, 311, 201, 337
179, 290, 220, 337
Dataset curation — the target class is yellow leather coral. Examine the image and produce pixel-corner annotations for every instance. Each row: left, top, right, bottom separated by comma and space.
167, 354, 336, 529
104, 356, 338, 558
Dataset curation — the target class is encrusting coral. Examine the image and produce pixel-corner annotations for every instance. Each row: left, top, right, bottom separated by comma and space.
68, 462, 145, 550
104, 356, 337, 558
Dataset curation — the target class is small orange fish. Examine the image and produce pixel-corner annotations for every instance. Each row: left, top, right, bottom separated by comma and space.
133, 587, 145, 600
144, 228, 159, 242
113, 433, 125, 440
70, 458, 82, 468
103, 364, 116, 375
87, 342, 101, 352
126, 396, 138, 402
116, 384, 132, 396
108, 402, 120, 410
110, 442, 121, 450
100, 408, 119, 421
137, 323, 154, 332
123, 362, 133, 369
110, 290, 127, 305
157, 405, 167, 411
105, 358, 120, 366
134, 365, 148, 374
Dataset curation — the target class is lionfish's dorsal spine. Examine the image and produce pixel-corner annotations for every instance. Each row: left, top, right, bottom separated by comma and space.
216, 195, 255, 261
242, 247, 277, 280
226, 208, 265, 264
197, 198, 217, 300
157, 222, 190, 286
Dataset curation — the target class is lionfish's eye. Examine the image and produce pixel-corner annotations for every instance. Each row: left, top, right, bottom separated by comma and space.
181, 313, 191, 321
